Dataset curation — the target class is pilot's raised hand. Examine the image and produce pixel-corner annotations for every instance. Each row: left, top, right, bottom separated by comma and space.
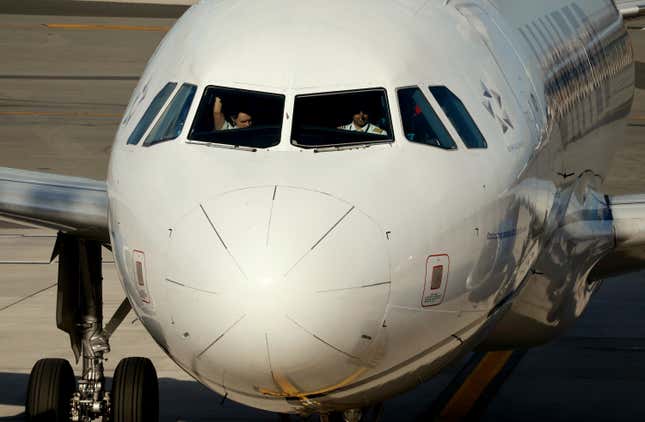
213, 96, 223, 114
213, 96, 225, 130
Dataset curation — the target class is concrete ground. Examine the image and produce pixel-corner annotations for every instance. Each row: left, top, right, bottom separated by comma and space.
0, 2, 644, 421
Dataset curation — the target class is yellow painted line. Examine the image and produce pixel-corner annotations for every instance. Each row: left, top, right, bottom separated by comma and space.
44, 23, 170, 32
259, 366, 369, 399
439, 351, 513, 420
0, 111, 121, 118
304, 367, 369, 397
271, 372, 301, 398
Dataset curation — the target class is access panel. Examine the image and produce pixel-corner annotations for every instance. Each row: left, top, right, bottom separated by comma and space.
422, 254, 450, 307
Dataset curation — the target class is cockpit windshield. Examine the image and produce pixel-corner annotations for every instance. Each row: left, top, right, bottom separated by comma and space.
189, 86, 285, 149
291, 89, 393, 148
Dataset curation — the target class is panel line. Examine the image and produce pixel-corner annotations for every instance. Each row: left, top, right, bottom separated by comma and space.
285, 315, 360, 360
198, 314, 247, 357
200, 204, 228, 250
266, 185, 277, 247
316, 281, 391, 294
165, 278, 218, 295
284, 206, 355, 277
199, 204, 248, 280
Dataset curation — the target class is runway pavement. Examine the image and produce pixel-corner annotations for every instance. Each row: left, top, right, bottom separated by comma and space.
0, 4, 644, 421
0, 0, 187, 18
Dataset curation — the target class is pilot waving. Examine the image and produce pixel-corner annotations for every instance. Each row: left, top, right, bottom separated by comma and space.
213, 96, 253, 130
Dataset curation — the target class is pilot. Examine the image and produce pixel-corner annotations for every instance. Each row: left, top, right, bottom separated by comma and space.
338, 107, 387, 135
213, 96, 253, 130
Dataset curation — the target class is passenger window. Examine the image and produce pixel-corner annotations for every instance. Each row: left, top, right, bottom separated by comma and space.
127, 82, 177, 145
144, 83, 197, 146
429, 86, 487, 149
189, 86, 285, 149
397, 87, 456, 150
292, 89, 392, 148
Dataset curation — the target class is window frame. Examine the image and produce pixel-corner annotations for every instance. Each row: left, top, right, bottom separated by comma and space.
428, 85, 488, 149
126, 82, 178, 146
187, 85, 287, 149
143, 83, 198, 147
291, 87, 395, 150
395, 85, 458, 151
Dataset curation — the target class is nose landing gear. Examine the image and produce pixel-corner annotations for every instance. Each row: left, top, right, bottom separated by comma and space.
25, 355, 159, 422
24, 234, 159, 422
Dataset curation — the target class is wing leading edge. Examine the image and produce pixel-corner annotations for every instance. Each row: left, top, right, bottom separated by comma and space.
0, 167, 108, 241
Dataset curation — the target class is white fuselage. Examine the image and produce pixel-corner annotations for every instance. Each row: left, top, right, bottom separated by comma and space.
106, 0, 634, 414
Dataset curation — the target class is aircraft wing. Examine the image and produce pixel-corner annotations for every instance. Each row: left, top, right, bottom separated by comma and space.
0, 167, 109, 241
615, 0, 645, 17
590, 194, 645, 280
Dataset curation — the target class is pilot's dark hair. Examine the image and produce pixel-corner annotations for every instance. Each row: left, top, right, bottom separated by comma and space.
349, 99, 374, 116
226, 98, 253, 120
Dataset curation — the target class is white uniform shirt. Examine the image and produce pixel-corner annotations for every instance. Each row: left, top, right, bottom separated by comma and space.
339, 122, 387, 136
219, 120, 236, 130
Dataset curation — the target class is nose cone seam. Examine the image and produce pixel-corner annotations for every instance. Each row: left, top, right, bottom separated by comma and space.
197, 314, 246, 358
284, 205, 355, 278
199, 203, 248, 280
286, 315, 362, 360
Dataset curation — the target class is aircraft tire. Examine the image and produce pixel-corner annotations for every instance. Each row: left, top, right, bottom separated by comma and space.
111, 357, 159, 422
25, 358, 75, 422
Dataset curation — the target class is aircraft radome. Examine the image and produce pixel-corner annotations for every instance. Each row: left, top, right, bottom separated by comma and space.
2, 0, 645, 421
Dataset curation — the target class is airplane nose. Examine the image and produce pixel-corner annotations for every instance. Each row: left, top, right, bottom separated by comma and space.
164, 186, 391, 398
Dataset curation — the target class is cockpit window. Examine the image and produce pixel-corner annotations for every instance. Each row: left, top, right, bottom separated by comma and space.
127, 82, 177, 145
291, 89, 392, 149
144, 83, 197, 146
397, 87, 457, 150
188, 86, 285, 149
429, 86, 487, 149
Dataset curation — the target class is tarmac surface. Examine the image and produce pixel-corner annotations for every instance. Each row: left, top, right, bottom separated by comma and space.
0, 2, 645, 421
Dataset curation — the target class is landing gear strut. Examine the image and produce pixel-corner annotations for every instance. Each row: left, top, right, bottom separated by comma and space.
24, 233, 159, 421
